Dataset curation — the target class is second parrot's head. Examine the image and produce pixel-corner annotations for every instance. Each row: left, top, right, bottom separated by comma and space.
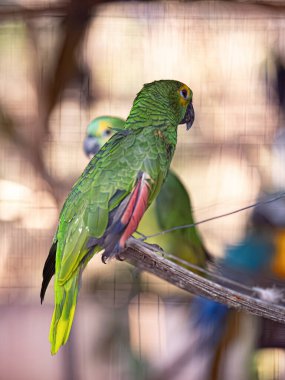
83, 116, 124, 157
127, 80, 194, 130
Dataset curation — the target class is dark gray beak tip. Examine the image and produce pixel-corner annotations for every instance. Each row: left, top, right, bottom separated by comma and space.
83, 136, 101, 157
186, 121, 193, 131
180, 102, 195, 131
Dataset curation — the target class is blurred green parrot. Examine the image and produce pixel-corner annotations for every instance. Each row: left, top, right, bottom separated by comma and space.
41, 80, 195, 354
83, 116, 209, 270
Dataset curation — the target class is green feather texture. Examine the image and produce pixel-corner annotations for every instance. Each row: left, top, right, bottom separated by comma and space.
41, 80, 195, 354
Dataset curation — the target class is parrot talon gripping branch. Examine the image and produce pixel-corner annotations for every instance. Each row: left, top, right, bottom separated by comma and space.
41, 80, 195, 354
115, 252, 127, 262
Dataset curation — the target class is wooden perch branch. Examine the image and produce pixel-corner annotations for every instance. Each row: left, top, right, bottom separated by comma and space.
123, 238, 285, 324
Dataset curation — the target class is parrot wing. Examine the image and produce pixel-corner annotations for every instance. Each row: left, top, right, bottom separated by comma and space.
56, 131, 135, 284
44, 128, 160, 290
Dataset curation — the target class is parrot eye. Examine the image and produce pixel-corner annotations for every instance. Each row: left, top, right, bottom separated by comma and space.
180, 89, 189, 99
104, 129, 112, 136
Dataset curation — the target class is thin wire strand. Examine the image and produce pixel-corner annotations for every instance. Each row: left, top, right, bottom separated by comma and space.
150, 248, 285, 305
142, 192, 285, 240
136, 239, 254, 293
161, 250, 253, 293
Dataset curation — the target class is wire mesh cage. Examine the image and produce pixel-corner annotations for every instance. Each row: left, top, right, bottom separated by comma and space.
1, 1, 285, 379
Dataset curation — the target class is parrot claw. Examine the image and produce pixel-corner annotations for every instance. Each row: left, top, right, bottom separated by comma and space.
101, 245, 126, 263
101, 254, 108, 264
115, 251, 126, 261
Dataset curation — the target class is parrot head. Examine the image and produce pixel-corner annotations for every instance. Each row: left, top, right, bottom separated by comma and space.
128, 80, 194, 130
83, 116, 124, 156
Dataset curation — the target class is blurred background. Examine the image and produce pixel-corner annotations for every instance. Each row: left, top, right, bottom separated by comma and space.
1, 0, 285, 379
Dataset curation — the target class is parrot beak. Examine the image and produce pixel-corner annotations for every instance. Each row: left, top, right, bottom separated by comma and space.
83, 136, 101, 157
180, 101, 195, 130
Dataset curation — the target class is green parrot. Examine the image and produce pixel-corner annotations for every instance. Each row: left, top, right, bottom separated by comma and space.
41, 80, 195, 354
84, 116, 209, 269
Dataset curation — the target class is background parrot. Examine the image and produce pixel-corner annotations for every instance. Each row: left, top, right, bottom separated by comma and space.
83, 116, 210, 270
40, 79, 195, 355
178, 193, 285, 380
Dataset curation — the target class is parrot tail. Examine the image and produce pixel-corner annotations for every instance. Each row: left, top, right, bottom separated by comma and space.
49, 268, 81, 355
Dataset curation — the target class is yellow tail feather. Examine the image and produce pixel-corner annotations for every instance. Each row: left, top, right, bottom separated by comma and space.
49, 271, 80, 355
49, 246, 101, 355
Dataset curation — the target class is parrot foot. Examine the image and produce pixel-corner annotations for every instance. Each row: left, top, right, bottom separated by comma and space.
115, 252, 126, 261
101, 247, 126, 264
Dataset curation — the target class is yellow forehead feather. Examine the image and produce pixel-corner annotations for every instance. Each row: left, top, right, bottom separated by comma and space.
97, 120, 110, 136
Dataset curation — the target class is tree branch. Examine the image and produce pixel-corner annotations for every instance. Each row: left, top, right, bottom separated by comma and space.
123, 238, 285, 324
